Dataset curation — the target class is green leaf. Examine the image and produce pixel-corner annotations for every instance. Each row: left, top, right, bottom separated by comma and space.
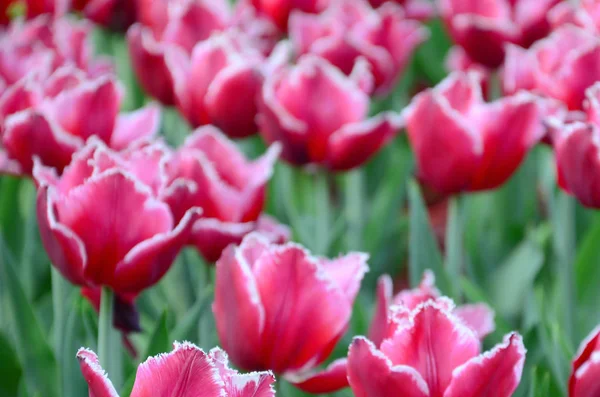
0, 239, 59, 397
171, 287, 212, 342
0, 331, 22, 397
407, 180, 449, 294
144, 311, 170, 359
489, 239, 544, 318
574, 214, 600, 328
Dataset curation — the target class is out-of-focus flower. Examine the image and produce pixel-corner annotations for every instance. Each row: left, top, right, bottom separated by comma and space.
0, 68, 159, 175
404, 71, 543, 195
162, 126, 288, 262
247, 0, 329, 31
72, 0, 137, 31
549, 0, 600, 33
502, 26, 600, 111
78, 342, 276, 397
553, 83, 600, 209
570, 325, 600, 397
1, 0, 70, 25
0, 16, 111, 93
258, 55, 402, 171
289, 0, 428, 95
214, 233, 368, 393
366, 0, 434, 20
348, 299, 526, 397
445, 46, 490, 99
369, 271, 495, 346
34, 139, 201, 294
127, 0, 279, 110
439, 0, 560, 68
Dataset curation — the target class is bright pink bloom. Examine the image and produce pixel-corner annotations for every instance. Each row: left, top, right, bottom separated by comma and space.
1, 0, 69, 25
445, 46, 490, 99
258, 55, 402, 170
127, 0, 279, 122
348, 299, 526, 397
162, 125, 288, 262
570, 325, 600, 397
78, 342, 276, 397
549, 0, 600, 34
34, 139, 201, 293
369, 271, 495, 347
553, 83, 600, 209
404, 71, 544, 195
502, 26, 600, 111
289, 0, 428, 95
0, 68, 159, 175
73, 0, 137, 31
248, 0, 329, 31
439, 0, 560, 68
214, 233, 368, 393
366, 0, 434, 20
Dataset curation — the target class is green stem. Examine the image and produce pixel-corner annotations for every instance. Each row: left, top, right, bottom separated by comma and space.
444, 195, 463, 300
98, 286, 114, 368
314, 168, 331, 255
51, 269, 65, 373
344, 170, 364, 251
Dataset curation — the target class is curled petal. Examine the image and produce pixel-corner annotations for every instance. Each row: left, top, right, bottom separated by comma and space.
445, 333, 526, 397
289, 358, 349, 394
347, 337, 429, 397
77, 348, 119, 397
368, 275, 393, 347
190, 218, 255, 263
454, 303, 495, 340
110, 104, 161, 150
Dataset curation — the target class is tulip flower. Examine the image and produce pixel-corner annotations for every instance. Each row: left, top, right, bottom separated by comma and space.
502, 26, 600, 111
549, 0, 600, 34
127, 0, 279, 121
553, 83, 600, 209
34, 138, 201, 293
348, 299, 526, 397
73, 0, 138, 31
162, 125, 289, 262
248, 0, 329, 31
570, 325, 600, 397
78, 342, 276, 397
0, 68, 159, 175
1, 0, 69, 25
404, 71, 544, 195
439, 0, 560, 68
366, 0, 434, 20
445, 46, 490, 98
214, 233, 369, 393
289, 0, 428, 95
369, 271, 495, 346
257, 55, 402, 171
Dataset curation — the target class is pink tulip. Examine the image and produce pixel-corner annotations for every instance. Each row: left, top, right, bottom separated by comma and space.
549, 0, 600, 34
214, 233, 368, 393
78, 342, 276, 397
289, 0, 428, 95
570, 325, 600, 397
367, 0, 434, 20
348, 299, 526, 397
1, 0, 69, 25
248, 0, 330, 31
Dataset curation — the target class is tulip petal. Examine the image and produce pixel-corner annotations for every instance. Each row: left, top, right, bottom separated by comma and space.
253, 244, 352, 372
347, 336, 429, 397
290, 358, 349, 394
210, 348, 276, 397
110, 104, 161, 150
190, 218, 255, 263
77, 348, 119, 397
0, 150, 22, 175
501, 44, 536, 96
0, 76, 39, 121
327, 112, 402, 171
214, 235, 266, 370
444, 333, 526, 397
130, 342, 226, 397
570, 325, 600, 396
380, 301, 480, 397
368, 275, 393, 347
454, 303, 495, 340
321, 253, 369, 302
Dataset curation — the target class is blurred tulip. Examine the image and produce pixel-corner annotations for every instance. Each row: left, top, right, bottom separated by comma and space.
366, 0, 434, 20
0, 68, 159, 175
549, 0, 600, 34
445, 46, 490, 98
1, 0, 70, 25
248, 0, 329, 31
553, 83, 600, 209
570, 325, 600, 397
404, 71, 544, 195
369, 271, 495, 346
439, 0, 560, 68
162, 125, 288, 262
348, 299, 526, 397
34, 139, 201, 293
73, 0, 137, 31
78, 342, 276, 397
214, 233, 368, 393
258, 55, 402, 171
289, 0, 428, 95
502, 26, 600, 111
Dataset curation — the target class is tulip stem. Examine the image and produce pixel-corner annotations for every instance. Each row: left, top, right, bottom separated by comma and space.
444, 195, 463, 300
314, 168, 331, 255
344, 170, 363, 251
51, 267, 67, 393
98, 286, 114, 369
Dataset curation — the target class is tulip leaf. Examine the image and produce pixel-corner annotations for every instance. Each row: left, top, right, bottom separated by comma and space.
407, 180, 450, 295
0, 331, 22, 397
144, 310, 170, 359
0, 239, 59, 397
488, 239, 544, 318
172, 286, 212, 342
574, 213, 600, 338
